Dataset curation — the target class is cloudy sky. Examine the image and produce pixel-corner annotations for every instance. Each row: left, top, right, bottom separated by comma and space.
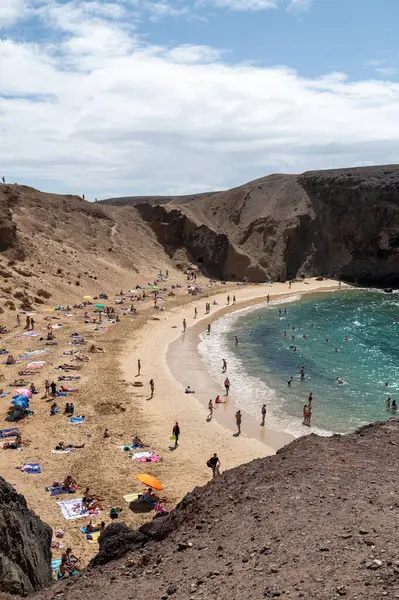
2, 0, 399, 198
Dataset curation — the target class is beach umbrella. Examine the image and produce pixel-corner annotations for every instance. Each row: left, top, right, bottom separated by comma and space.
83, 295, 92, 300
95, 303, 104, 309
135, 473, 163, 491
11, 396, 29, 408
16, 388, 32, 399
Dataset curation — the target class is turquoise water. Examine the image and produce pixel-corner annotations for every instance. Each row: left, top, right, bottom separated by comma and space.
198, 290, 399, 436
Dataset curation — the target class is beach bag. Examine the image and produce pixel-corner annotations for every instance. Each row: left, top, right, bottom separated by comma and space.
170, 436, 176, 441
206, 459, 212, 468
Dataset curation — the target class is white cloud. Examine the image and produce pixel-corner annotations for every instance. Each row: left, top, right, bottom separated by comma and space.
286, 0, 312, 12
375, 67, 397, 76
203, 0, 277, 10
2, 1, 399, 198
0, 0, 25, 26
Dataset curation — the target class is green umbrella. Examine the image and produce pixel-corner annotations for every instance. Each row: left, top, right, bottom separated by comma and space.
95, 303, 104, 309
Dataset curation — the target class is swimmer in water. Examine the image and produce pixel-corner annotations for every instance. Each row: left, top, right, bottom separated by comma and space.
300, 366, 305, 379
235, 336, 239, 345
283, 331, 287, 338
384, 382, 389, 388
335, 347, 340, 352
392, 400, 398, 412
337, 377, 344, 384
386, 397, 391, 410
344, 336, 348, 342
287, 377, 293, 386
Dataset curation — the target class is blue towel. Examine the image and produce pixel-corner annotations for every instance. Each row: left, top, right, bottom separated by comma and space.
21, 463, 41, 474
0, 428, 20, 438
69, 416, 85, 424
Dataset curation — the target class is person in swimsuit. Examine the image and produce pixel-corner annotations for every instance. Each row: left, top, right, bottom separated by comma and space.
224, 377, 230, 396
261, 404, 266, 426
208, 399, 214, 420
235, 410, 242, 435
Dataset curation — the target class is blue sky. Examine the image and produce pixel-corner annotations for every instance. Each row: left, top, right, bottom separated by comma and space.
2, 0, 399, 198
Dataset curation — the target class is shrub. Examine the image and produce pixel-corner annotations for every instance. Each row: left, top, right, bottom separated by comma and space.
14, 291, 25, 300
13, 267, 32, 277
37, 288, 52, 299
75, 281, 80, 286
20, 300, 32, 311
0, 269, 11, 278
57, 268, 63, 274
34, 297, 45, 304
1, 286, 12, 294
4, 300, 16, 310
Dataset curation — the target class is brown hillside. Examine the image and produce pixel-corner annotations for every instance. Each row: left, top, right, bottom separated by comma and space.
0, 184, 182, 312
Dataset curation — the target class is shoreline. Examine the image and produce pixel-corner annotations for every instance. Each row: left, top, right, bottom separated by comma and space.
166, 283, 345, 449
121, 278, 346, 505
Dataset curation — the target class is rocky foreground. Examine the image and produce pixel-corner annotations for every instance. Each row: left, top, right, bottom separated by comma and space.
33, 419, 399, 600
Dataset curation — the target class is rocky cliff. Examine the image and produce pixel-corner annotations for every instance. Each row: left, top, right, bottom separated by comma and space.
33, 419, 399, 600
122, 165, 399, 286
0, 477, 52, 596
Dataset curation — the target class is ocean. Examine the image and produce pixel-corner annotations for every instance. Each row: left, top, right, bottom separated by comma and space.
198, 289, 399, 437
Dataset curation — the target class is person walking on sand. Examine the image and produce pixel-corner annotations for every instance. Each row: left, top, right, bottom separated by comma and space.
137, 359, 141, 376
227, 295, 230, 305
222, 359, 227, 373
208, 399, 214, 420
261, 404, 267, 426
16, 314, 20, 327
44, 379, 50, 397
267, 294, 270, 303
30, 317, 35, 330
224, 377, 230, 396
235, 410, 242, 435
149, 379, 154, 399
207, 453, 220, 478
207, 323, 211, 335
302, 404, 308, 425
183, 318, 187, 332
194, 307, 198, 319
233, 295, 236, 304
172, 421, 180, 447
25, 315, 30, 330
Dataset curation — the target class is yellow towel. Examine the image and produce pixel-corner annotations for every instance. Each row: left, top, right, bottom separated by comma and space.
123, 493, 140, 503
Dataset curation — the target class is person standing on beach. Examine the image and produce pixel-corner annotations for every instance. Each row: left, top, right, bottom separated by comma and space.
149, 379, 154, 399
30, 317, 35, 330
222, 359, 227, 373
183, 318, 187, 332
208, 399, 214, 420
235, 410, 242, 435
261, 404, 267, 426
16, 314, 20, 327
194, 307, 198, 319
224, 377, 230, 396
302, 404, 308, 425
207, 323, 211, 335
50, 381, 57, 396
233, 295, 236, 304
267, 294, 270, 303
137, 359, 141, 376
235, 336, 238, 345
172, 421, 180, 447
44, 379, 50, 397
227, 295, 230, 305
25, 315, 30, 330
289, 281, 292, 289
207, 453, 220, 478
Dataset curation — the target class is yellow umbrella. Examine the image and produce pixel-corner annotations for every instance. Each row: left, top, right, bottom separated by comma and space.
135, 473, 163, 491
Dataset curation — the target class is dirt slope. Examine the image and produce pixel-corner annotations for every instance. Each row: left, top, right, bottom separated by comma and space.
0, 185, 182, 313
34, 419, 399, 600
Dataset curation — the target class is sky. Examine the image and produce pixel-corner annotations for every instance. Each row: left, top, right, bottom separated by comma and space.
2, 0, 399, 198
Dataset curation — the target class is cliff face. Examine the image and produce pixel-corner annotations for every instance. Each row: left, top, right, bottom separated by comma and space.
0, 477, 52, 596
131, 165, 399, 285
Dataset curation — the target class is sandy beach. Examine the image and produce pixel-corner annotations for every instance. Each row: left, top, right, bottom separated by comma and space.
0, 275, 345, 568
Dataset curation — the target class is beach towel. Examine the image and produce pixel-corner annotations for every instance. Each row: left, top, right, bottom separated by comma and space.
57, 498, 100, 520
0, 392, 11, 398
51, 448, 73, 455
27, 361, 46, 368
138, 455, 160, 463
52, 559, 62, 581
46, 484, 76, 496
79, 527, 101, 543
131, 451, 154, 460
0, 428, 19, 439
20, 463, 41, 473
123, 492, 141, 503
69, 416, 85, 424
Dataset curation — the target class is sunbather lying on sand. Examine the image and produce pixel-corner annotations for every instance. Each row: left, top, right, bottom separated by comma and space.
86, 520, 105, 533
54, 441, 85, 451
3, 433, 22, 449
82, 487, 103, 511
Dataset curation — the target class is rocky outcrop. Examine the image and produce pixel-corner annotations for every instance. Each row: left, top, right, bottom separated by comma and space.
0, 477, 52, 596
128, 165, 399, 286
